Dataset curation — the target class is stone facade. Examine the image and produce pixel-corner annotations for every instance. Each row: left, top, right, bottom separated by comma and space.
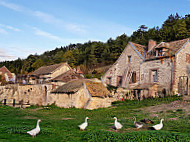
140, 58, 172, 91
102, 42, 144, 89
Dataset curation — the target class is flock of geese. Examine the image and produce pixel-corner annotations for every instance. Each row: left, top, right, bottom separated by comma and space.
27, 117, 164, 138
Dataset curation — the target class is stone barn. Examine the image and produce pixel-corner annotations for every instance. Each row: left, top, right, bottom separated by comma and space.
50, 79, 116, 109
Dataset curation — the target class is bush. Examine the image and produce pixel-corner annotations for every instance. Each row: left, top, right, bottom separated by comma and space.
83, 130, 190, 142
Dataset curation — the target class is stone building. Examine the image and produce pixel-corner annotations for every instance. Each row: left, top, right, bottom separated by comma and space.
50, 79, 115, 109
51, 69, 84, 86
0, 66, 16, 83
29, 62, 73, 84
102, 38, 190, 97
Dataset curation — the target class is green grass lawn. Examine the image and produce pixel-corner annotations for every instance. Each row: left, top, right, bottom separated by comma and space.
0, 96, 189, 142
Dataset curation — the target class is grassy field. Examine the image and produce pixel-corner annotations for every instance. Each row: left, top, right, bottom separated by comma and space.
0, 96, 189, 142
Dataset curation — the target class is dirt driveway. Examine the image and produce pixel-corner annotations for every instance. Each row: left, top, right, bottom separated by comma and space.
142, 95, 190, 116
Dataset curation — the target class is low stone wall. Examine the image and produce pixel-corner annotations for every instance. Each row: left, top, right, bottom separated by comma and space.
0, 84, 52, 107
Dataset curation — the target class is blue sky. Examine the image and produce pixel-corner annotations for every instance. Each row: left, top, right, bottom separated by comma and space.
0, 0, 190, 61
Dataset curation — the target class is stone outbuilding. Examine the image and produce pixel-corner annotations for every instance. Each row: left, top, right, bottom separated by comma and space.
50, 79, 115, 109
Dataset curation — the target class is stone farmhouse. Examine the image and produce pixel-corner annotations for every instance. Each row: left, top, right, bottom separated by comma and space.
0, 66, 16, 83
29, 62, 83, 85
102, 38, 190, 99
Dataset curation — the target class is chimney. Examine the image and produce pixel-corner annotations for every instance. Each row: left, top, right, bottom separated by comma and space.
148, 40, 156, 51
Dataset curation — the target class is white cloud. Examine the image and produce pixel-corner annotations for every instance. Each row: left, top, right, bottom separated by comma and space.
0, 1, 87, 34
0, 0, 23, 11
0, 28, 8, 34
33, 27, 62, 41
0, 48, 16, 61
0, 24, 21, 32
6, 25, 21, 32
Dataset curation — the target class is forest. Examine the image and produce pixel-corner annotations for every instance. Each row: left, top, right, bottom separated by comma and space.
1, 13, 190, 75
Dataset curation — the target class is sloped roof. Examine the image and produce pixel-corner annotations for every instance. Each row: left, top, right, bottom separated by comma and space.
52, 79, 110, 98
0, 66, 13, 78
32, 63, 71, 76
130, 42, 146, 58
52, 79, 84, 93
155, 38, 189, 54
85, 81, 110, 98
51, 70, 84, 82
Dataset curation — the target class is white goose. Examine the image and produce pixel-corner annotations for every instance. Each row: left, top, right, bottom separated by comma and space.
151, 119, 164, 130
27, 119, 42, 137
113, 117, 123, 130
78, 117, 89, 131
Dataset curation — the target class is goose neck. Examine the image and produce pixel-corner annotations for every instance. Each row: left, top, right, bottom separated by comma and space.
85, 118, 88, 123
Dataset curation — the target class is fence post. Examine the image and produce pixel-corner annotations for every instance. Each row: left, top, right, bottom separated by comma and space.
3, 99, 6, 105
13, 99, 15, 107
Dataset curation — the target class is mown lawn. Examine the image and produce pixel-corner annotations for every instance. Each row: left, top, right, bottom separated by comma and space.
0, 96, 189, 142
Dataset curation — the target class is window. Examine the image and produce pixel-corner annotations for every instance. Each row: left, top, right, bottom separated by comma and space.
117, 76, 122, 86
186, 54, 190, 63
152, 70, 158, 82
131, 72, 136, 83
141, 74, 144, 81
158, 49, 163, 56
128, 56, 131, 63
107, 77, 112, 85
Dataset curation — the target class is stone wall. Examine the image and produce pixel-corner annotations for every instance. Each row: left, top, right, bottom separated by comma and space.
0, 84, 52, 107
49, 87, 91, 108
174, 42, 190, 94
140, 58, 172, 91
50, 64, 70, 79
84, 97, 116, 110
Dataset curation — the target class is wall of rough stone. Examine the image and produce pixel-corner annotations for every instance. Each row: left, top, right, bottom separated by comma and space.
84, 97, 116, 110
0, 84, 52, 107
174, 42, 190, 94
50, 65, 70, 79
102, 43, 143, 88
49, 87, 91, 108
140, 58, 172, 91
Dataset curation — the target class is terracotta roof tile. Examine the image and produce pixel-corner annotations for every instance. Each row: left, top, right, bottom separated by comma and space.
0, 66, 13, 78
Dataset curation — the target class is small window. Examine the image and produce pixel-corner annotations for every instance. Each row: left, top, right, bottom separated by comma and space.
186, 54, 190, 63
117, 76, 122, 86
131, 72, 136, 83
152, 70, 158, 82
158, 49, 163, 56
107, 77, 112, 85
141, 74, 144, 81
128, 56, 131, 63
